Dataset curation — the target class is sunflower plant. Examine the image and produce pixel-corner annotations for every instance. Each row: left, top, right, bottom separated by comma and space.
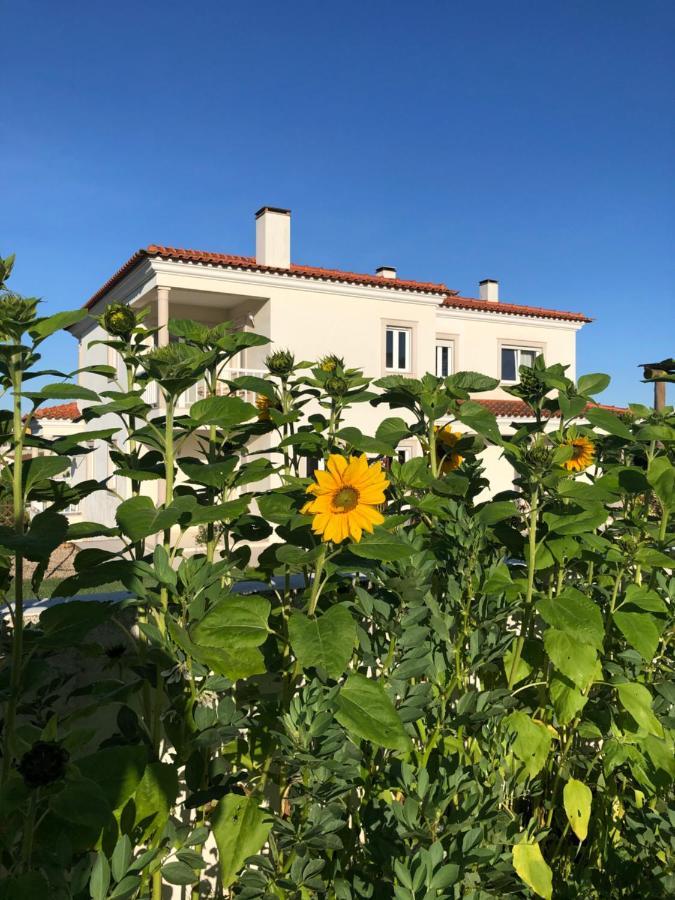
0, 281, 673, 900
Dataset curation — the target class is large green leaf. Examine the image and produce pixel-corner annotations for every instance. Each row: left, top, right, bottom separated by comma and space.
212, 794, 271, 888
456, 401, 501, 444
613, 610, 661, 661
512, 842, 552, 900
543, 505, 608, 536
189, 395, 257, 428
50, 776, 112, 829
375, 416, 411, 447
549, 672, 588, 725
577, 373, 610, 396
76, 745, 147, 810
585, 407, 633, 439
447, 371, 500, 393
22, 455, 70, 493
133, 762, 179, 841
0, 511, 69, 563
169, 617, 265, 682
616, 682, 664, 737
288, 604, 356, 679
349, 530, 415, 561
39, 599, 113, 647
563, 778, 592, 841
33, 382, 99, 402
190, 594, 270, 652
30, 308, 88, 339
537, 589, 604, 650
335, 674, 411, 752
647, 456, 674, 511
544, 629, 597, 690
506, 711, 552, 778
115, 495, 181, 541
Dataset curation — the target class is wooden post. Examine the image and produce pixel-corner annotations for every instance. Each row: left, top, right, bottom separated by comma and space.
654, 380, 666, 411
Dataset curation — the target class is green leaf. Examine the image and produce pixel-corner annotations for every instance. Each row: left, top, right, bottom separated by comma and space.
544, 629, 597, 689
133, 762, 179, 841
349, 529, 415, 561
512, 842, 553, 900
116, 495, 181, 542
170, 617, 265, 682
335, 674, 411, 752
288, 604, 356, 678
77, 746, 147, 811
476, 500, 519, 525
537, 589, 604, 650
577, 373, 610, 396
89, 851, 111, 900
50, 776, 111, 829
616, 682, 664, 737
39, 600, 113, 647
335, 427, 397, 456
456, 400, 501, 444
30, 308, 88, 339
613, 611, 661, 661
21, 455, 70, 493
35, 382, 99, 402
190, 594, 270, 653
506, 711, 552, 778
189, 395, 257, 428
550, 672, 588, 725
178, 456, 238, 487
585, 407, 633, 439
634, 547, 675, 570
563, 778, 592, 841
543, 505, 608, 535
375, 416, 411, 447
161, 862, 199, 885
108, 875, 142, 900
111, 834, 132, 883
643, 735, 675, 778
647, 456, 674, 510
0, 511, 69, 563
448, 371, 500, 393
212, 794, 272, 888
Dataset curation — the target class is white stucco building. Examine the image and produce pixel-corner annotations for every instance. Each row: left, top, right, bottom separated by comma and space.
35, 206, 593, 532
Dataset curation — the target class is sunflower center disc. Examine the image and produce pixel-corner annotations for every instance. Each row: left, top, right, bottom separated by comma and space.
333, 486, 359, 512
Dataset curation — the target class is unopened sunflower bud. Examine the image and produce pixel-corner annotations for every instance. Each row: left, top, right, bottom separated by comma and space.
17, 740, 69, 788
319, 354, 344, 374
265, 349, 295, 376
325, 375, 349, 397
103, 303, 137, 339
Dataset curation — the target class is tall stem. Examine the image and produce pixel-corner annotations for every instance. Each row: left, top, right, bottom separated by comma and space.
2, 360, 25, 783
428, 420, 438, 479
307, 544, 328, 617
508, 488, 539, 688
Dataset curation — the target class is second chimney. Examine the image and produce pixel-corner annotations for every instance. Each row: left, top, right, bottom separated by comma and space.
376, 265, 397, 280
255, 207, 291, 269
479, 279, 499, 302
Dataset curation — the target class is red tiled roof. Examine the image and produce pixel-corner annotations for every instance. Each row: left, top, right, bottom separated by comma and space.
476, 399, 626, 418
83, 245, 592, 323
442, 296, 591, 323
33, 402, 81, 421
84, 246, 455, 309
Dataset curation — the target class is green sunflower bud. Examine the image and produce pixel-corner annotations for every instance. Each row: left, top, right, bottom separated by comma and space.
0, 293, 39, 341
318, 354, 344, 374
17, 740, 69, 789
265, 349, 295, 376
325, 375, 349, 397
103, 303, 137, 339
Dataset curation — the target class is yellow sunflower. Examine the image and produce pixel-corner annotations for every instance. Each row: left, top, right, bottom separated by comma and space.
435, 425, 464, 473
302, 454, 389, 543
256, 393, 273, 421
562, 435, 595, 472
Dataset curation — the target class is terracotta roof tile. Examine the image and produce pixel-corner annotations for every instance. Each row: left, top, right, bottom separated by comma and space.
442, 296, 591, 324
33, 402, 81, 421
83, 246, 591, 323
476, 399, 626, 418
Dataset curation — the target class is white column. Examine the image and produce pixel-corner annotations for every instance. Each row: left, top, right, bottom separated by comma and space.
157, 286, 171, 347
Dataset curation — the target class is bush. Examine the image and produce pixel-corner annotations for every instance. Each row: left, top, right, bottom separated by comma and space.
0, 277, 673, 899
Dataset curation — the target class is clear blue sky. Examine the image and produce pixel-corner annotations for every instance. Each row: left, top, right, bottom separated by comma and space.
4, 0, 674, 407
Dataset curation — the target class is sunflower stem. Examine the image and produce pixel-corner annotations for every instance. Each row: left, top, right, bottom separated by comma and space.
308, 544, 328, 617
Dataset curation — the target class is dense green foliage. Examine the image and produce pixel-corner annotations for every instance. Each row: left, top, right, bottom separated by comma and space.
0, 256, 673, 899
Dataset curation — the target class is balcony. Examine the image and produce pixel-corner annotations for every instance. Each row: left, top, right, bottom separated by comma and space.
142, 367, 267, 410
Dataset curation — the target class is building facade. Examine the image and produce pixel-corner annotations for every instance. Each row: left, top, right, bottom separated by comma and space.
35, 207, 592, 534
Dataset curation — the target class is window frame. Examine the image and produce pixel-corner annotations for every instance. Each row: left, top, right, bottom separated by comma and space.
500, 344, 543, 384
435, 338, 455, 378
382, 319, 416, 375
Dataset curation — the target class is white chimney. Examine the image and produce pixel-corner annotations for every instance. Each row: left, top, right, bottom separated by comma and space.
255, 206, 291, 269
479, 278, 499, 302
376, 265, 397, 280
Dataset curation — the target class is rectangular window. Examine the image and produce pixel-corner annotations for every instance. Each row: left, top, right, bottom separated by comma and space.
501, 346, 540, 383
436, 342, 454, 378
385, 326, 411, 372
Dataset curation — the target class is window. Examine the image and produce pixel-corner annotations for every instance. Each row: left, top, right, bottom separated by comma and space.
436, 341, 454, 378
385, 326, 411, 372
397, 446, 413, 465
501, 346, 540, 383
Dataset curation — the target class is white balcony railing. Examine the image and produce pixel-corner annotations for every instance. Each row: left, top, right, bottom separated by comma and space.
141, 368, 267, 410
